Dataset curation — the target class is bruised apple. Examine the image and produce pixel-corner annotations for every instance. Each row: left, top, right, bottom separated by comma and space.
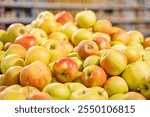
20, 61, 52, 90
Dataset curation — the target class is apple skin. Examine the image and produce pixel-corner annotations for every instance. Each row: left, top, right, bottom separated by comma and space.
30, 28, 48, 45
4, 44, 27, 59
122, 47, 141, 64
49, 32, 68, 42
27, 92, 53, 100
0, 41, 4, 50
93, 36, 110, 50
81, 65, 107, 87
71, 28, 93, 46
111, 43, 127, 52
42, 82, 70, 100
20, 61, 52, 90
61, 22, 78, 40
122, 60, 150, 91
64, 82, 87, 94
0, 29, 8, 44
4, 66, 23, 86
14, 34, 37, 50
90, 86, 109, 100
127, 30, 144, 44
111, 30, 129, 45
93, 32, 111, 43
25, 46, 51, 65
55, 11, 73, 25
1, 54, 24, 73
0, 74, 5, 86
100, 49, 127, 76
83, 55, 100, 68
70, 57, 83, 71
0, 85, 8, 93
109, 93, 125, 100
93, 19, 112, 34
3, 84, 22, 91
74, 40, 99, 59
143, 37, 150, 48
62, 40, 74, 55
104, 76, 128, 97
7, 23, 28, 43
139, 74, 150, 99
36, 11, 55, 21
53, 57, 79, 83
110, 26, 124, 34
123, 92, 146, 100
75, 10, 96, 29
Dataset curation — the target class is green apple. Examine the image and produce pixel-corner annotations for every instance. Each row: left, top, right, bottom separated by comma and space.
93, 19, 112, 34
25, 46, 50, 65
49, 32, 68, 42
139, 74, 150, 100
30, 28, 48, 45
0, 74, 5, 86
104, 76, 128, 96
0, 29, 8, 44
71, 28, 93, 46
4, 44, 27, 59
90, 86, 109, 100
61, 22, 78, 40
0, 41, 4, 50
4, 66, 23, 86
7, 23, 28, 43
70, 56, 83, 71
75, 10, 96, 29
83, 55, 100, 68
64, 82, 86, 94
123, 92, 146, 100
122, 60, 150, 91
109, 93, 125, 100
1, 54, 24, 73
98, 49, 109, 57
100, 49, 127, 76
42, 82, 70, 100
0, 50, 5, 63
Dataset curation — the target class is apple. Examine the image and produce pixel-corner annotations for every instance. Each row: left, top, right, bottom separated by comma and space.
49, 32, 68, 42
104, 76, 128, 96
109, 93, 125, 100
61, 40, 74, 55
20, 61, 52, 90
1, 54, 24, 73
0, 41, 4, 50
100, 49, 127, 76
0, 74, 5, 86
93, 32, 111, 43
81, 65, 107, 87
53, 57, 79, 83
0, 50, 5, 64
74, 40, 99, 59
123, 92, 146, 100
123, 46, 141, 64
41, 40, 66, 63
127, 30, 144, 44
111, 30, 129, 45
143, 37, 150, 48
55, 11, 73, 25
110, 26, 124, 34
90, 86, 109, 100
3, 84, 22, 92
71, 28, 93, 46
75, 10, 96, 29
7, 23, 28, 43
70, 56, 83, 71
27, 92, 53, 100
69, 88, 104, 100
3, 42, 13, 51
111, 43, 127, 52
83, 55, 100, 68
26, 24, 34, 32
139, 73, 150, 99
93, 19, 112, 34
4, 44, 27, 59
122, 60, 150, 91
98, 49, 109, 57
30, 28, 48, 45
64, 82, 87, 94
93, 36, 110, 50
4, 66, 23, 86
142, 47, 150, 61
42, 82, 70, 100
19, 86, 40, 98
14, 34, 37, 50
0, 85, 8, 93
31, 19, 41, 28
25, 46, 51, 65
61, 22, 78, 40
0, 29, 8, 44
0, 89, 26, 100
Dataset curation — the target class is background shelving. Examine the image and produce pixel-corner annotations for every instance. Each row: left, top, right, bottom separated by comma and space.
0, 0, 150, 37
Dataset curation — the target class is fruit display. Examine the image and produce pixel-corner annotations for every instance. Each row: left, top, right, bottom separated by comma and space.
0, 10, 150, 100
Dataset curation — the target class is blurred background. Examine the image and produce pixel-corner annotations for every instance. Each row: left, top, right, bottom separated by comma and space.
0, 0, 150, 37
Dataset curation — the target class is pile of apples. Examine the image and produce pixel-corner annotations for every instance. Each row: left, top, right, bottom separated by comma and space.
0, 10, 150, 100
